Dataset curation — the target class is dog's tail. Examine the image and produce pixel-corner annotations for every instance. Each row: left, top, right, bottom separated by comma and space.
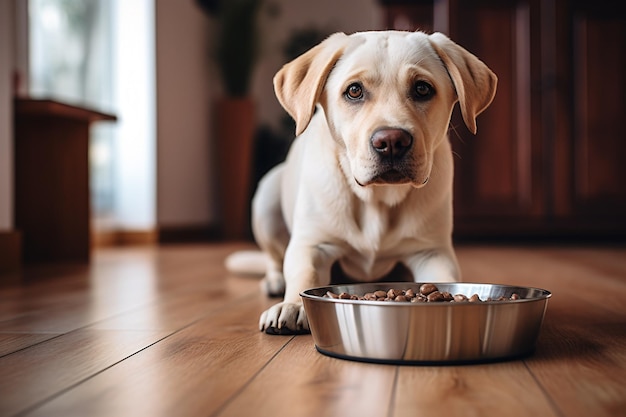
225, 250, 267, 276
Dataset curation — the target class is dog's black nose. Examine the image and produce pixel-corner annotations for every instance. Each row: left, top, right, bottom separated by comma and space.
371, 129, 413, 159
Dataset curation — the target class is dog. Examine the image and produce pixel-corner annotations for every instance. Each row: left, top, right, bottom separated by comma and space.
229, 30, 497, 334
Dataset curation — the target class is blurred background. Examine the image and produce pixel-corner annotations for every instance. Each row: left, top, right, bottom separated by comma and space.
0, 0, 624, 269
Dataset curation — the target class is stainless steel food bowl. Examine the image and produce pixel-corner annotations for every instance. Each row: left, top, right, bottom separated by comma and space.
301, 282, 551, 364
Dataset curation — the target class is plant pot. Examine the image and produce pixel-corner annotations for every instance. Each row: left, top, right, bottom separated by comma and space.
214, 96, 256, 240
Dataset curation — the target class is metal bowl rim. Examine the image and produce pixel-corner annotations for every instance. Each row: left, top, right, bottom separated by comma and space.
300, 282, 551, 306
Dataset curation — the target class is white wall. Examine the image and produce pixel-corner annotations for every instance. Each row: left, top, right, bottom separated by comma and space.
0, 0, 14, 231
155, 0, 216, 228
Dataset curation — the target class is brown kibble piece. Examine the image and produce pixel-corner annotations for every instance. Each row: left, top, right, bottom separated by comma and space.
427, 291, 444, 302
419, 283, 438, 296
387, 289, 400, 298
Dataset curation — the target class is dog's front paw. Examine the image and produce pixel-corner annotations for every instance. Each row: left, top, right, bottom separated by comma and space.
259, 302, 310, 335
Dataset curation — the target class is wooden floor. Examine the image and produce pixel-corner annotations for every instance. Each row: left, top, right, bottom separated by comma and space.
1, 242, 625, 417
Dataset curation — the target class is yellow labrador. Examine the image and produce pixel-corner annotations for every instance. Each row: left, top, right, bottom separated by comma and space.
237, 30, 496, 334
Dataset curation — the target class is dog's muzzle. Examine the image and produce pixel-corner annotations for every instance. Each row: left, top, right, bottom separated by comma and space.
365, 128, 416, 185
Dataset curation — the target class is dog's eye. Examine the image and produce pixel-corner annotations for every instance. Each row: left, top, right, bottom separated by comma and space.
345, 83, 364, 100
412, 81, 435, 100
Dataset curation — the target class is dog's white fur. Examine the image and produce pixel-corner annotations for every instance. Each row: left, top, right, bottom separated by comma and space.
229, 30, 497, 334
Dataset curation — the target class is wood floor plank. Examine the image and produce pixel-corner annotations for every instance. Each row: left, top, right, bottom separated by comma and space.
0, 333, 62, 357
524, 309, 626, 416
0, 301, 115, 333
88, 288, 242, 331
392, 362, 559, 417
0, 328, 168, 416
216, 336, 397, 417
86, 270, 260, 332
544, 247, 626, 279
19, 293, 288, 417
0, 254, 164, 331
0, 271, 91, 321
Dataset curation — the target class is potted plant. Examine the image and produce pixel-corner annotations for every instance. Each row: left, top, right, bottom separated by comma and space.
197, 0, 262, 240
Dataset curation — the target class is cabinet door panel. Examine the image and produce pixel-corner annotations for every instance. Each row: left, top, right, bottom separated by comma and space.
448, 3, 539, 221
571, 13, 626, 216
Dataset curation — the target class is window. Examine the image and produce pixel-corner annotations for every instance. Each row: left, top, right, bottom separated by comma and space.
28, 0, 155, 231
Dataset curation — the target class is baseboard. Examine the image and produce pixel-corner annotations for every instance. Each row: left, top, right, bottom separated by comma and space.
158, 224, 221, 244
0, 230, 22, 273
92, 229, 158, 248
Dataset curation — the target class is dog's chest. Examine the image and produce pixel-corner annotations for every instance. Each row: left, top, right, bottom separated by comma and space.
339, 202, 408, 278
354, 203, 390, 252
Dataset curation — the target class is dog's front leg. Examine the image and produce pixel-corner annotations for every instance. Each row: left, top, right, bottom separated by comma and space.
259, 242, 336, 334
405, 249, 460, 283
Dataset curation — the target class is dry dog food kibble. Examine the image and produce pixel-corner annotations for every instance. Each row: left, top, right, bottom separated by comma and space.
323, 283, 521, 303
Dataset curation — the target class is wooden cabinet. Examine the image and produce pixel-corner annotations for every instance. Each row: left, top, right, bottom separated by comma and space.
14, 98, 116, 263
382, 0, 626, 239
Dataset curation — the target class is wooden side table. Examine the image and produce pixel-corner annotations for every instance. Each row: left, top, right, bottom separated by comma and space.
14, 98, 116, 263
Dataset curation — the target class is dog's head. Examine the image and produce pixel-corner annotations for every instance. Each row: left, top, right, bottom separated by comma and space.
274, 30, 497, 189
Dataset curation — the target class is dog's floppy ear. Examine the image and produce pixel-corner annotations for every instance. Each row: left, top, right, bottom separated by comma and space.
428, 32, 497, 134
274, 32, 350, 136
